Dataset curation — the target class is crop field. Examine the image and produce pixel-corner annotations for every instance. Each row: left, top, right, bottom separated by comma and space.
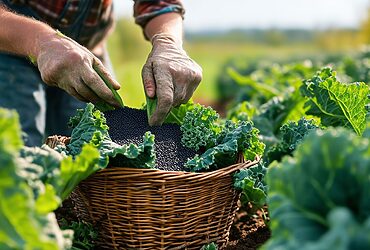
109, 39, 344, 108
1, 17, 370, 250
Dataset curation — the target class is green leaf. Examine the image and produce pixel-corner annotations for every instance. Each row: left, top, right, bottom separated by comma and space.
185, 120, 264, 172
234, 162, 267, 211
95, 101, 116, 112
266, 118, 319, 164
67, 103, 109, 157
227, 67, 281, 99
223, 60, 317, 107
35, 184, 61, 214
226, 101, 257, 122
54, 144, 100, 200
0, 109, 23, 154
66, 103, 156, 170
181, 104, 220, 151
0, 108, 72, 250
59, 219, 98, 250
201, 242, 218, 250
252, 90, 307, 138
300, 67, 369, 135
164, 101, 196, 125
93, 64, 124, 109
185, 138, 239, 172
264, 128, 370, 249
101, 131, 156, 169
146, 96, 157, 122
145, 98, 195, 125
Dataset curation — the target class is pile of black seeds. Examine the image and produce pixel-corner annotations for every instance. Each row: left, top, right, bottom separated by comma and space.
104, 107, 199, 172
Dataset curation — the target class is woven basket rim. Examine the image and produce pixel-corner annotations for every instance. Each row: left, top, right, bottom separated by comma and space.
97, 157, 259, 177
45, 135, 260, 178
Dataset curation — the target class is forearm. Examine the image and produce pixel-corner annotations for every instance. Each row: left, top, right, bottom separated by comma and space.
144, 12, 183, 46
0, 6, 55, 58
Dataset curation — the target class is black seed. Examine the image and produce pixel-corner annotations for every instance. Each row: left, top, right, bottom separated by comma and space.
104, 107, 198, 172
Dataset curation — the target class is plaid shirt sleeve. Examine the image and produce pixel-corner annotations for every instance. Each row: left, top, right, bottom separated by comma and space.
133, 0, 185, 29
10, 0, 114, 49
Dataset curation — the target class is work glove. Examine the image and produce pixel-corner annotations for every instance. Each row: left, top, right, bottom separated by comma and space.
142, 33, 202, 125
36, 32, 121, 107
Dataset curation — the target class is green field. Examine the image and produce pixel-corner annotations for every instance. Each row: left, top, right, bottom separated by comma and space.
107, 18, 362, 108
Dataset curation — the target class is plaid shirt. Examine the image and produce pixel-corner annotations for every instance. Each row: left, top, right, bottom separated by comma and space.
6, 0, 184, 48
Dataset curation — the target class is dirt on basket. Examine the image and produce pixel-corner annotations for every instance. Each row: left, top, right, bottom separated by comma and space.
225, 206, 271, 250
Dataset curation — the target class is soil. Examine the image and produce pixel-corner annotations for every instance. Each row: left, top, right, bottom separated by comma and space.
225, 207, 270, 249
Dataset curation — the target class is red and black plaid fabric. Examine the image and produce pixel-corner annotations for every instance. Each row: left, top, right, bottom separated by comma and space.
134, 0, 184, 28
7, 0, 184, 46
11, 0, 112, 26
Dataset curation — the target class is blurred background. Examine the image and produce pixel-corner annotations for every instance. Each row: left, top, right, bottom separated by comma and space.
108, 0, 370, 108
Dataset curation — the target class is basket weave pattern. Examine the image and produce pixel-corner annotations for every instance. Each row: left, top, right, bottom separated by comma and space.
46, 135, 259, 250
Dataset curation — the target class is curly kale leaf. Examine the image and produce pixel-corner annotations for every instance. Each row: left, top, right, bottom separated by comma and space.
300, 67, 369, 135
266, 118, 319, 164
182, 105, 264, 172
66, 103, 156, 169
218, 120, 264, 161
67, 103, 109, 156
264, 128, 370, 250
180, 104, 220, 151
104, 131, 156, 169
185, 120, 264, 172
184, 137, 238, 172
280, 118, 319, 150
234, 162, 267, 212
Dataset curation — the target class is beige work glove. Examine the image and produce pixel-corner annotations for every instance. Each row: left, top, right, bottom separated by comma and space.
142, 33, 202, 125
36, 32, 121, 107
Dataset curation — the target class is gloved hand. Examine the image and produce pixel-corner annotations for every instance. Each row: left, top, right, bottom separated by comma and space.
142, 33, 202, 125
36, 32, 121, 107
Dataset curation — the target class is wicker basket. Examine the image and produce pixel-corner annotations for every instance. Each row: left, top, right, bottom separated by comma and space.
46, 135, 259, 250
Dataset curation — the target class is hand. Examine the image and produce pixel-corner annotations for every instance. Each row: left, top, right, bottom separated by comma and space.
142, 33, 202, 125
36, 32, 121, 107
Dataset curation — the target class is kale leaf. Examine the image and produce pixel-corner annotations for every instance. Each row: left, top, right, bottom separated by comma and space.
180, 104, 220, 151
264, 128, 370, 250
266, 117, 319, 164
234, 161, 267, 212
66, 103, 156, 169
300, 67, 369, 135
183, 105, 265, 172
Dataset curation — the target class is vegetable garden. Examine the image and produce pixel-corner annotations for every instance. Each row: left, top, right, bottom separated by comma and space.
1, 48, 369, 249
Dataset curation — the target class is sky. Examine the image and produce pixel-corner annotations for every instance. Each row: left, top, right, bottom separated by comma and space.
113, 0, 369, 31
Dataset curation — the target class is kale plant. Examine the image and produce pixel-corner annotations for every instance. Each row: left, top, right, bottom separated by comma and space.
264, 128, 370, 250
